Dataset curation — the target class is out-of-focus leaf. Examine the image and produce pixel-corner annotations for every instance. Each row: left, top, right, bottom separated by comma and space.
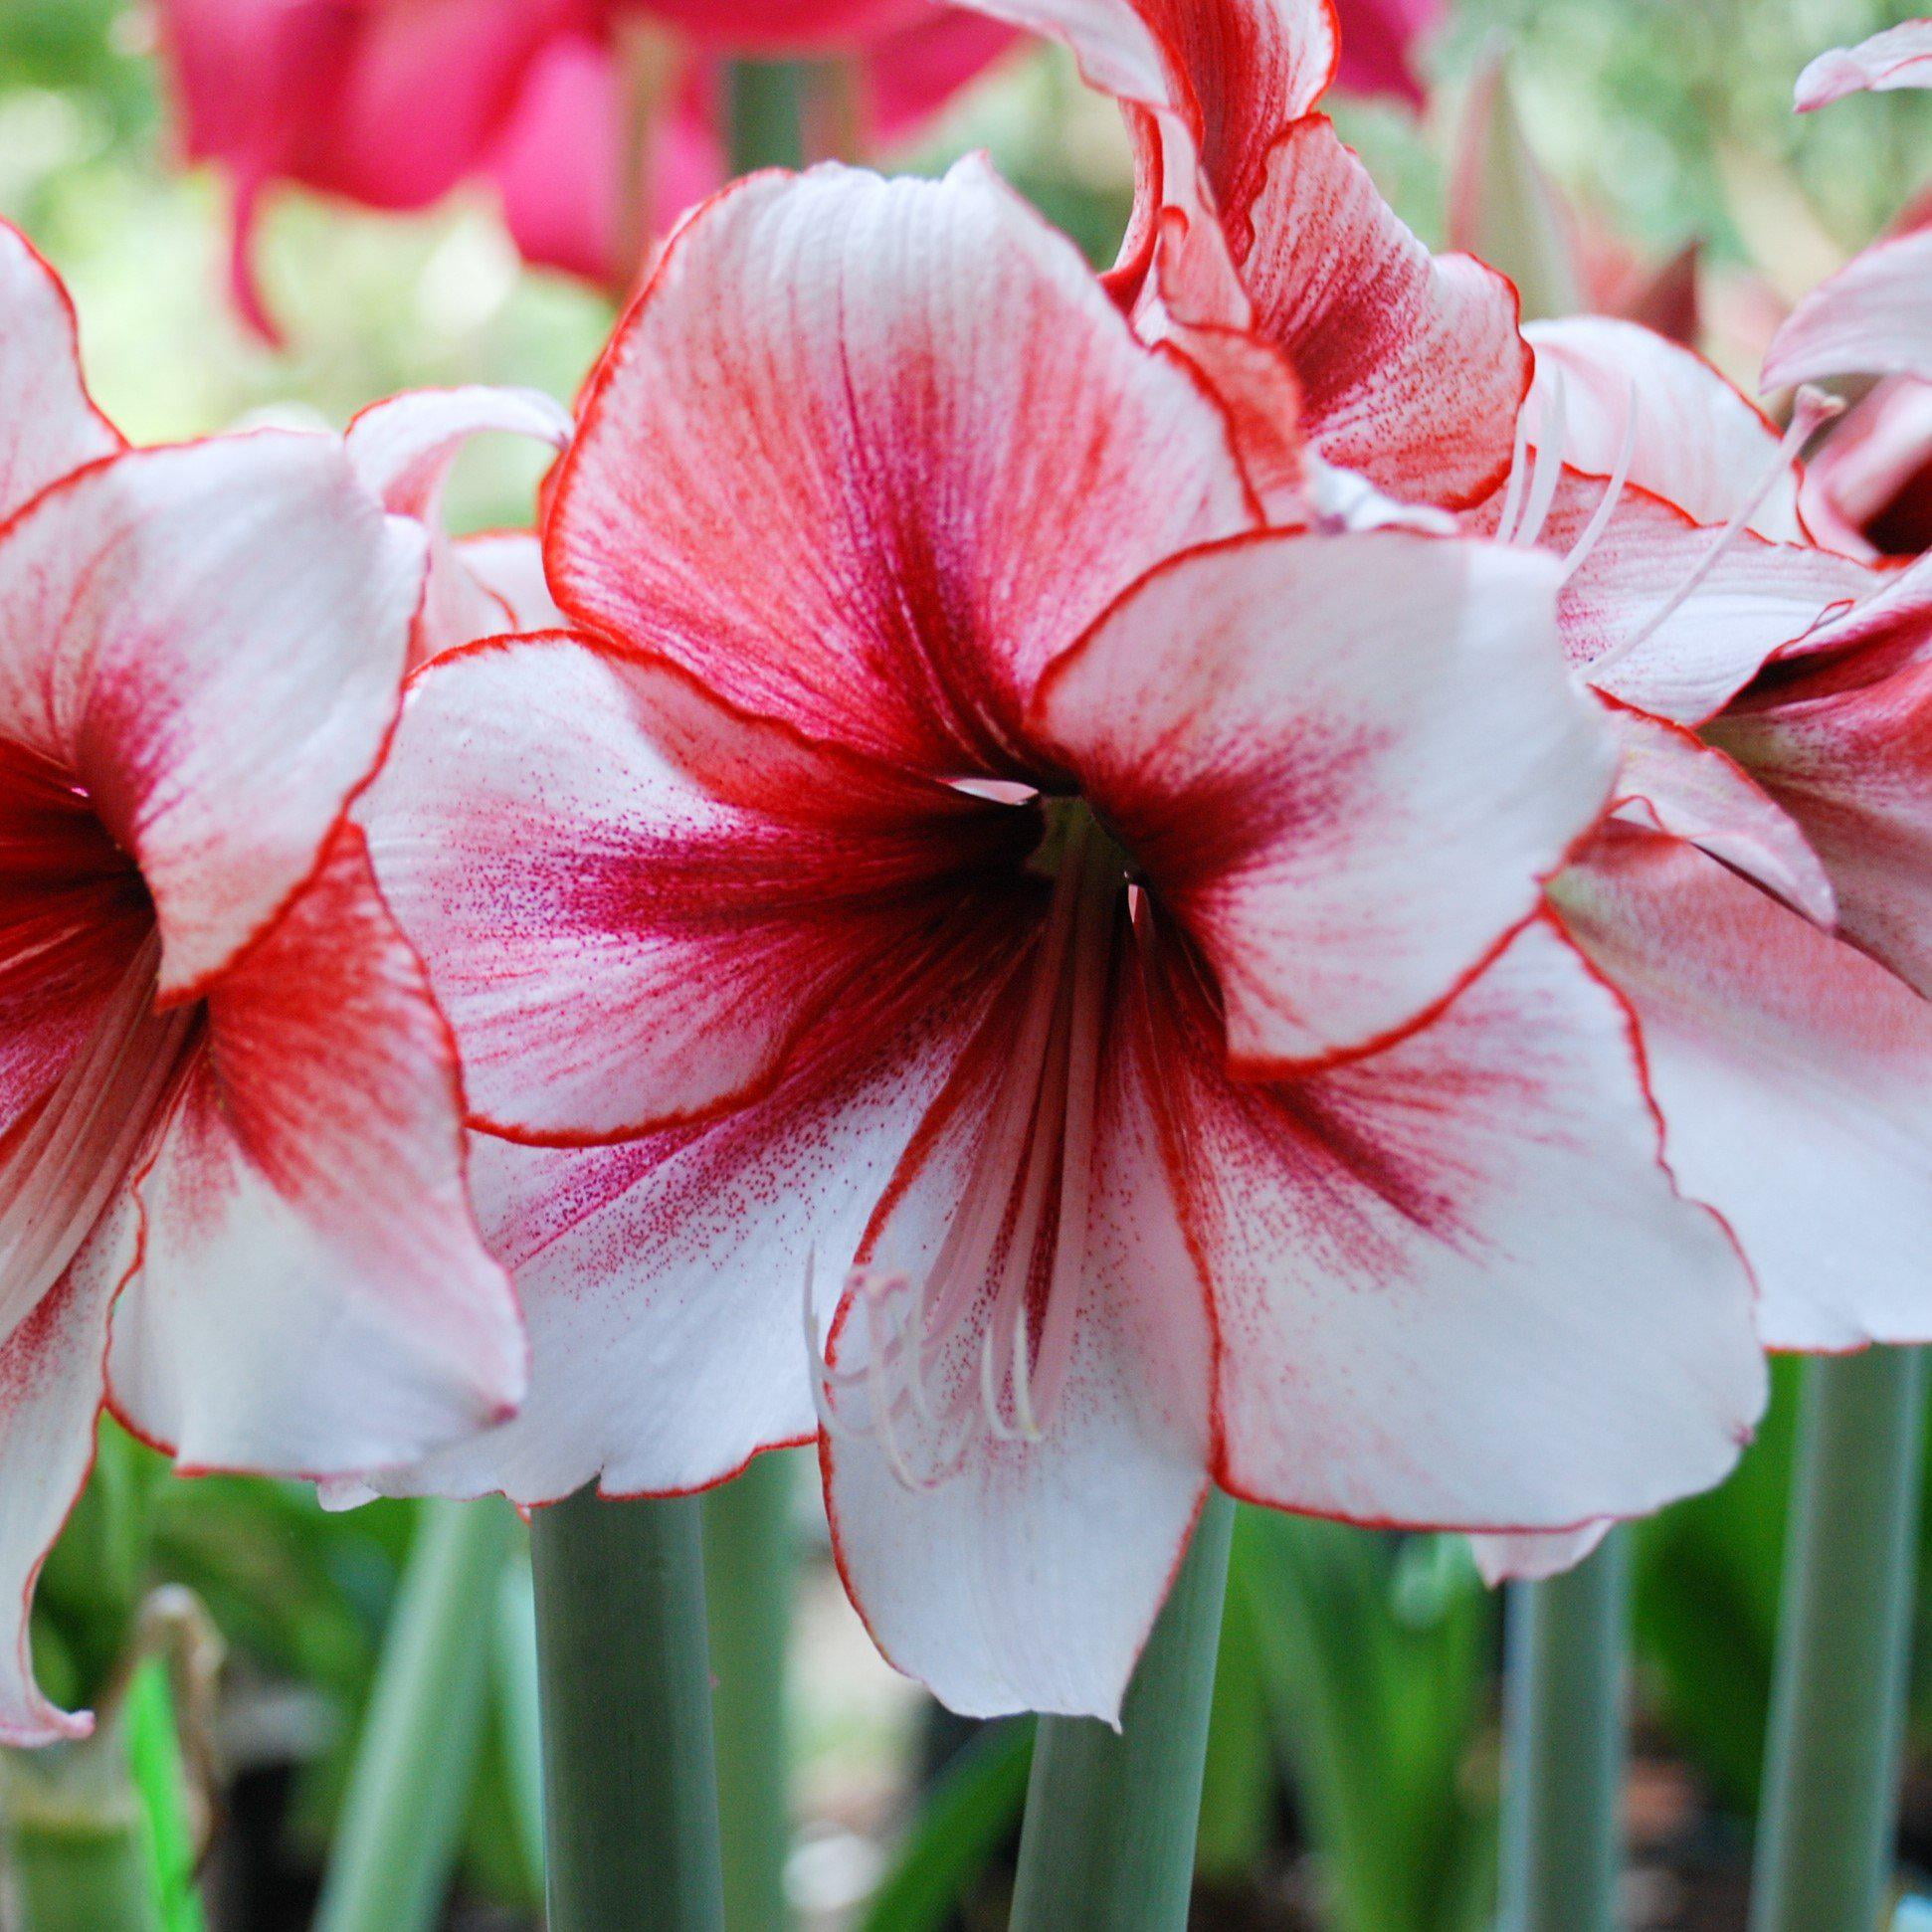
1241, 1509, 1496, 1932
1198, 1552, 1276, 1883
860, 1718, 1034, 1932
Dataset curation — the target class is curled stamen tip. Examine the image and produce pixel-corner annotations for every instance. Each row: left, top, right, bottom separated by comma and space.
1791, 385, 1846, 441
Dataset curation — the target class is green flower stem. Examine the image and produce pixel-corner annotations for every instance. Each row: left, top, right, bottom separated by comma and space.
0, 1719, 158, 1932
726, 61, 808, 175
1497, 1527, 1632, 1932
1009, 1490, 1238, 1932
703, 1453, 796, 1932
530, 1488, 724, 1932
1750, 1347, 1927, 1932
125, 1661, 205, 1932
314, 1498, 514, 1932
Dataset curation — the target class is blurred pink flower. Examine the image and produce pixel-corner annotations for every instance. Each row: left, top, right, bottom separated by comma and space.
154, 0, 1023, 333
0, 222, 528, 1741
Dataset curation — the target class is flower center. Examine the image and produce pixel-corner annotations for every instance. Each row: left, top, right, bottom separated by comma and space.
807, 801, 1128, 1489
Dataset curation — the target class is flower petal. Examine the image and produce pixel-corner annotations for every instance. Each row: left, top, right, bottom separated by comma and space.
823, 919, 1215, 1721
1762, 229, 1932, 393
1709, 591, 1932, 997
364, 633, 1035, 1142
0, 435, 427, 1002
545, 158, 1257, 776
453, 531, 566, 633
356, 885, 1041, 1507
1034, 529, 1611, 1072
1556, 826, 1932, 1350
345, 386, 572, 667
1606, 704, 1836, 924
1470, 1522, 1612, 1588
0, 1216, 129, 1745
1238, 116, 1529, 506
104, 827, 523, 1476
1800, 375, 1932, 558
1144, 914, 1766, 1529
0, 222, 120, 525
1796, 22, 1932, 110
1470, 471, 1869, 722
1527, 316, 1807, 539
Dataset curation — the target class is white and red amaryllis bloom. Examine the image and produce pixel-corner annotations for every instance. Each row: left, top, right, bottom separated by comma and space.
1462, 316, 1932, 1585
964, 0, 1530, 515
0, 224, 526, 1743
362, 159, 1766, 1718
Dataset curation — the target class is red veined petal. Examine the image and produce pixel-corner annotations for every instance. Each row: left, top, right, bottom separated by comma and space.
104, 827, 523, 1476
823, 909, 1215, 1721
352, 883, 1043, 1508
1034, 528, 1611, 1073
1557, 826, 1932, 1350
1137, 914, 1765, 1529
546, 158, 1257, 777
1237, 116, 1528, 507
364, 633, 1037, 1142
0, 436, 426, 1003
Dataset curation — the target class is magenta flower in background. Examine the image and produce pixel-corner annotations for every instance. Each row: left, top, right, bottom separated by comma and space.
153, 0, 1024, 333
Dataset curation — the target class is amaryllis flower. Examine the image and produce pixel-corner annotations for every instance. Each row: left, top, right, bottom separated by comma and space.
360, 159, 1765, 1717
1469, 315, 1932, 1367
154, 0, 1021, 334
0, 223, 525, 1742
965, 0, 1530, 513
1796, 20, 1932, 110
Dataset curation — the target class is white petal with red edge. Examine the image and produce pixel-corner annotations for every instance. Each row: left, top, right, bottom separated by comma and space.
1797, 23, 1932, 109
0, 435, 427, 1001
1763, 230, 1932, 393
365, 634, 1033, 1142
1239, 117, 1528, 507
1556, 828, 1932, 1351
454, 532, 565, 633
1035, 529, 1611, 1073
546, 159, 1256, 778
1472, 471, 1870, 722
360, 892, 1040, 1506
345, 386, 571, 664
0, 222, 120, 525
1470, 1523, 1613, 1588
105, 828, 524, 1475
1528, 316, 1807, 540
1144, 916, 1765, 1529
824, 926, 1215, 1721
0, 1209, 133, 1744
1606, 705, 1835, 924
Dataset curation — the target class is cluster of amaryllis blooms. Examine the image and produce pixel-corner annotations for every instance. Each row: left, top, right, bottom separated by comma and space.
4, 0, 1931, 1741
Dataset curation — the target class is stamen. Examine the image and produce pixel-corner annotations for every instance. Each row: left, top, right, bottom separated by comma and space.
1512, 370, 1570, 553
0, 928, 191, 1349
1493, 385, 1537, 548
1560, 374, 1640, 584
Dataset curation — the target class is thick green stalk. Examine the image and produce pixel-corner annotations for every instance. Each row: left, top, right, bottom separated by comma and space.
1009, 1490, 1237, 1932
726, 60, 808, 175
0, 1721, 158, 1932
125, 1662, 205, 1932
314, 1498, 514, 1932
530, 1488, 724, 1932
1750, 1347, 1926, 1932
1497, 1528, 1632, 1932
703, 1452, 795, 1932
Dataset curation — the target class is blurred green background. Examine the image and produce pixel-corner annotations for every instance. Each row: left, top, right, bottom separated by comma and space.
5, 3, 1932, 1928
